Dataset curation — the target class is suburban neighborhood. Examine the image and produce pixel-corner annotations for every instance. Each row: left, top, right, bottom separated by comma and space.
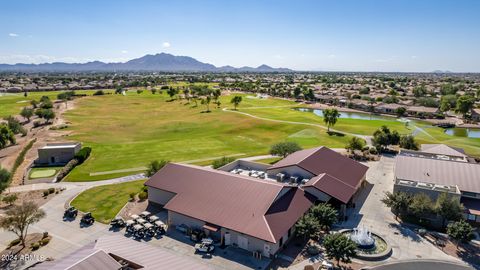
1, 1, 480, 270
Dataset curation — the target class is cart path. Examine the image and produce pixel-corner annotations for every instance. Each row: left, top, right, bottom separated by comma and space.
223, 108, 373, 144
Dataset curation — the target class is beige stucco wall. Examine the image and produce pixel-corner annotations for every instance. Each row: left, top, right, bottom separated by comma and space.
147, 188, 176, 206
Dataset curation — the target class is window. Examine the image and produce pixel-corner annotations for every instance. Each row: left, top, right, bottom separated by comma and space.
467, 214, 476, 221
279, 237, 283, 247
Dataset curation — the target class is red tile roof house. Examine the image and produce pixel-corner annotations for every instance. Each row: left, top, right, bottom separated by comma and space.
145, 147, 368, 257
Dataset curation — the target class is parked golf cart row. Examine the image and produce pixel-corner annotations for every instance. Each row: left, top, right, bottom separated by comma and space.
109, 211, 168, 240
175, 224, 216, 254
63, 206, 95, 225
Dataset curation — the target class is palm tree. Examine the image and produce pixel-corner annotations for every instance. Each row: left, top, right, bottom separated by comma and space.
323, 108, 340, 132
230, 96, 242, 110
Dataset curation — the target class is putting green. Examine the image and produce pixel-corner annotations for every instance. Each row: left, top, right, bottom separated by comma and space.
29, 168, 60, 179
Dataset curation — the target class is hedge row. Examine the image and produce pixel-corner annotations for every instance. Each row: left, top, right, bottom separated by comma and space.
9, 138, 37, 182
56, 147, 91, 181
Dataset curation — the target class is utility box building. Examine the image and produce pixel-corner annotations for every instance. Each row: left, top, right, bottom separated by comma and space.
37, 142, 81, 165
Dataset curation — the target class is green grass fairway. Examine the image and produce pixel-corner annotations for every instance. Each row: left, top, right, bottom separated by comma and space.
29, 167, 62, 179
71, 180, 145, 223
255, 157, 282, 164
63, 92, 352, 181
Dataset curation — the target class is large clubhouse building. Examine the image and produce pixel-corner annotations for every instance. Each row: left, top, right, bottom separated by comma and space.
394, 144, 480, 223
145, 146, 368, 257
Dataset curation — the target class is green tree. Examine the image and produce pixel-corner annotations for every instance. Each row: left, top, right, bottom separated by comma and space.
294, 214, 320, 240
36, 108, 55, 123
323, 233, 357, 267
20, 107, 34, 122
447, 220, 474, 248
381, 191, 411, 220
0, 124, 16, 149
30, 100, 39, 109
201, 96, 212, 112
0, 201, 46, 247
323, 108, 340, 132
145, 160, 169, 177
440, 95, 457, 112
167, 87, 179, 100
436, 193, 464, 227
408, 193, 434, 218
455, 95, 475, 119
413, 85, 427, 97
0, 166, 11, 194
230, 96, 243, 110
270, 142, 302, 158
372, 126, 400, 150
399, 135, 419, 150
395, 107, 406, 117
309, 203, 337, 232
345, 137, 366, 152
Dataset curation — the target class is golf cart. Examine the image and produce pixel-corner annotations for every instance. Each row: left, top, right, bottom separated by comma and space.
321, 260, 333, 270
130, 214, 140, 220
125, 220, 136, 233
195, 238, 215, 253
140, 211, 151, 219
154, 220, 167, 235
81, 212, 95, 225
133, 224, 145, 239
144, 223, 156, 238
63, 206, 78, 219
136, 218, 147, 225
148, 215, 159, 223
110, 217, 125, 228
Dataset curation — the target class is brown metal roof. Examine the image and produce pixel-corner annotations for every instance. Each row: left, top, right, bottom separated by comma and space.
395, 155, 480, 194
145, 163, 313, 243
420, 144, 467, 158
304, 173, 357, 203
268, 146, 368, 188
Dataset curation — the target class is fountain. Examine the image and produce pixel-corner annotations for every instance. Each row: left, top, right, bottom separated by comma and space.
349, 226, 375, 250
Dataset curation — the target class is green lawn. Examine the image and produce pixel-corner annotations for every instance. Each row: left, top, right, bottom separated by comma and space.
29, 166, 62, 179
63, 92, 352, 181
70, 180, 146, 223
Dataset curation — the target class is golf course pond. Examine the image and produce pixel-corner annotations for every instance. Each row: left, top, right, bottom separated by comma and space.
295, 107, 403, 122
444, 128, 480, 138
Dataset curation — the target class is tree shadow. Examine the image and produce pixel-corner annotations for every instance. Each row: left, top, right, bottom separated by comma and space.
388, 222, 422, 242
327, 131, 345, 137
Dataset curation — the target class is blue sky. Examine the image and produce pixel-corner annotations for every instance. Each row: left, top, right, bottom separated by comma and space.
1, 0, 480, 72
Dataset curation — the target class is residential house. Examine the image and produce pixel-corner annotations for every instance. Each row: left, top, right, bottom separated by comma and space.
394, 144, 480, 223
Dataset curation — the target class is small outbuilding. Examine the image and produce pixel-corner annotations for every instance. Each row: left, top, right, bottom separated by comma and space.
37, 142, 81, 165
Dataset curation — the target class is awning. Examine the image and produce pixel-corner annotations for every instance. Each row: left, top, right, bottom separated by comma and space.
461, 197, 480, 216
203, 223, 220, 232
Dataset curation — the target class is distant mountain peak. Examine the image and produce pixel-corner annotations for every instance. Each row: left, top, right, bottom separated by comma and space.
0, 53, 293, 72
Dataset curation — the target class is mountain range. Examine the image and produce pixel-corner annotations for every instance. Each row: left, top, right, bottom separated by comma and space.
0, 53, 292, 73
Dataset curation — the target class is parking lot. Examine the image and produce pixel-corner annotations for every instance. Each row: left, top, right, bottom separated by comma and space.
0, 185, 270, 270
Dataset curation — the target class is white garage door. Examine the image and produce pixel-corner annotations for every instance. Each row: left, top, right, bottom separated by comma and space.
237, 235, 249, 250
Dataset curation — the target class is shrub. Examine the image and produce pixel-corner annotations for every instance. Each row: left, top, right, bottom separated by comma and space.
137, 90, 143, 94
2, 194, 18, 205
42, 232, 49, 239
48, 188, 55, 194
40, 238, 50, 246
369, 147, 378, 154
93, 90, 105, 96
31, 242, 40, 250
129, 192, 136, 201
212, 156, 235, 169
43, 190, 49, 197
74, 147, 92, 163
138, 191, 148, 201
33, 120, 42, 127
8, 238, 21, 247
141, 186, 148, 192
56, 159, 79, 181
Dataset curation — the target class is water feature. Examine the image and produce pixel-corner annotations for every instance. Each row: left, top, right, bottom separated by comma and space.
350, 226, 376, 249
444, 128, 480, 138
294, 108, 398, 121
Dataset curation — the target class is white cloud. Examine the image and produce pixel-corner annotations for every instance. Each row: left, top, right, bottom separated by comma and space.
8, 33, 19, 37
411, 55, 417, 59
273, 54, 283, 59
162, 42, 171, 48
121, 50, 128, 54
327, 54, 336, 59
0, 54, 86, 64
